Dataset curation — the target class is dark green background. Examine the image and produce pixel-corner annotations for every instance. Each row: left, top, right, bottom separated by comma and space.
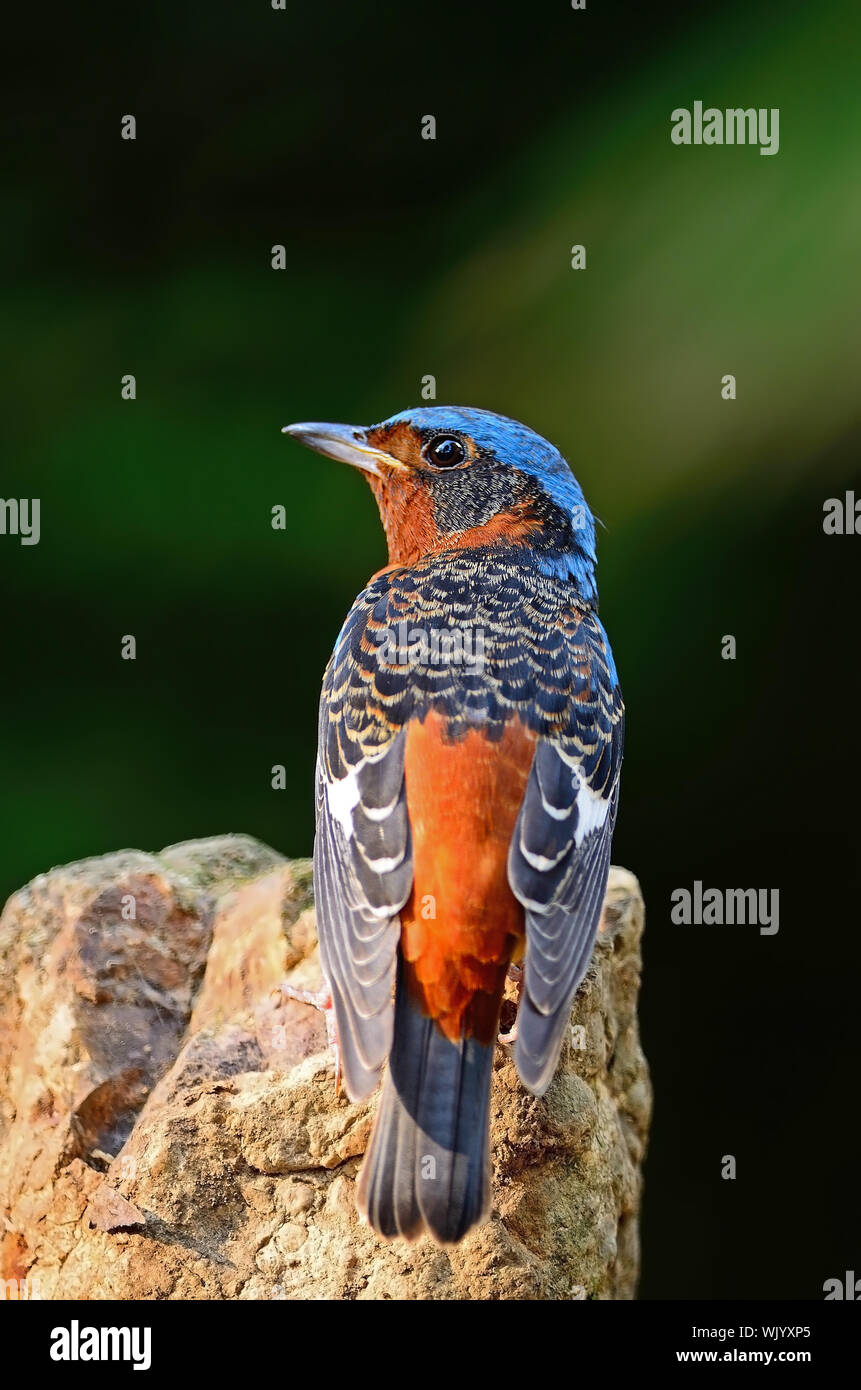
3, 0, 860, 1299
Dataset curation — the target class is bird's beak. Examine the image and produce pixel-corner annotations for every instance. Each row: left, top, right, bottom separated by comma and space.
281, 421, 404, 477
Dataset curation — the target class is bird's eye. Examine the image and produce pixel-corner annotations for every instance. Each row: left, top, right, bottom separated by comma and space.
423, 435, 467, 469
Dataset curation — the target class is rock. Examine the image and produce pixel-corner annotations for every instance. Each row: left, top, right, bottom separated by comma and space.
0, 836, 650, 1300
87, 1185, 146, 1233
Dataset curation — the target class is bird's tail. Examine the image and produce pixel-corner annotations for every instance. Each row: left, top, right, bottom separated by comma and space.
356, 960, 495, 1244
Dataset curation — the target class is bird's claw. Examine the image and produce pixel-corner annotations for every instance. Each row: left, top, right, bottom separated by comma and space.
498, 963, 524, 1046
271, 981, 342, 1093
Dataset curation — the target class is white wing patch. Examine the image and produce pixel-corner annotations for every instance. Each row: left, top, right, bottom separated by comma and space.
572, 772, 611, 846
326, 764, 362, 840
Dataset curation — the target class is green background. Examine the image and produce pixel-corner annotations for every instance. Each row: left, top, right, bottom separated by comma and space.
3, 0, 860, 1298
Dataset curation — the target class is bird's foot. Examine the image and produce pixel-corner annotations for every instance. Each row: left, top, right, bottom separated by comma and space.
498, 963, 524, 1046
270, 981, 342, 1092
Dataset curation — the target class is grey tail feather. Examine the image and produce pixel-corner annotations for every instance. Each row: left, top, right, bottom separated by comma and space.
356, 960, 494, 1244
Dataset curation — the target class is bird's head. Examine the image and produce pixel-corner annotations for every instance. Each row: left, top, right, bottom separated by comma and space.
283, 406, 598, 600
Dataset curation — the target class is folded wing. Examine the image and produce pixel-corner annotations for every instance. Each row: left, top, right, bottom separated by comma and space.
507, 610, 624, 1094
314, 588, 414, 1101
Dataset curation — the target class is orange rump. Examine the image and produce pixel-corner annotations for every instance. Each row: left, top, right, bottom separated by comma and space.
400, 710, 536, 1044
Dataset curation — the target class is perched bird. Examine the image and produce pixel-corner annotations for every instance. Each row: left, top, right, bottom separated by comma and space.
283, 407, 624, 1244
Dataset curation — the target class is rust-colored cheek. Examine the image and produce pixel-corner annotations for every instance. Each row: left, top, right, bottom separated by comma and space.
399, 712, 536, 1043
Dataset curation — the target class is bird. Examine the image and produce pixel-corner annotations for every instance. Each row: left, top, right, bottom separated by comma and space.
282, 406, 624, 1244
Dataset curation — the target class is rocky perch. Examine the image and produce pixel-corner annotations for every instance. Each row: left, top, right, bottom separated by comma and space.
0, 836, 650, 1300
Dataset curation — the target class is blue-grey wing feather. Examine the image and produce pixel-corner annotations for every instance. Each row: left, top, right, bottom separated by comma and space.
508, 613, 624, 1095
